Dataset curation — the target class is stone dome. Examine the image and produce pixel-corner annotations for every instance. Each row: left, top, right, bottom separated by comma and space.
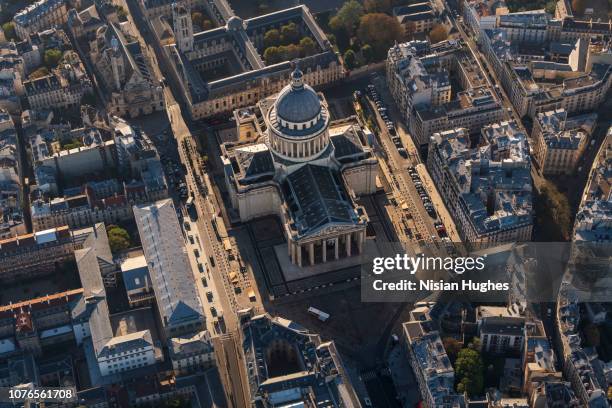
275, 69, 322, 125
226, 16, 244, 31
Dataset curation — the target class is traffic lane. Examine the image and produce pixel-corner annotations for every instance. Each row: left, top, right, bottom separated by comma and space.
366, 96, 442, 247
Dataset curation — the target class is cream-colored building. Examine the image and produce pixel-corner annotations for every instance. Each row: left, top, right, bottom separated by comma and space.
169, 330, 215, 375
222, 70, 377, 267
158, 4, 344, 120
532, 109, 595, 175
13, 0, 68, 40
23, 51, 92, 111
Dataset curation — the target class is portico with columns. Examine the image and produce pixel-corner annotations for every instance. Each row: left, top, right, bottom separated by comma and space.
287, 228, 366, 267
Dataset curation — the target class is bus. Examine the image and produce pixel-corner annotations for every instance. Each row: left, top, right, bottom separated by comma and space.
308, 307, 330, 322
186, 196, 194, 209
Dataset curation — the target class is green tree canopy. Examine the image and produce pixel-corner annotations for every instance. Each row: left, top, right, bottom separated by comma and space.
329, 0, 364, 36
535, 180, 571, 240
2, 22, 16, 41
116, 6, 128, 22
278, 43, 300, 60
361, 44, 374, 63
343, 49, 357, 69
191, 11, 204, 27
356, 13, 403, 59
264, 29, 281, 47
263, 46, 281, 64
280, 22, 299, 45
299, 37, 317, 56
455, 347, 484, 397
202, 19, 213, 30
44, 49, 63, 69
364, 0, 393, 13
107, 225, 132, 253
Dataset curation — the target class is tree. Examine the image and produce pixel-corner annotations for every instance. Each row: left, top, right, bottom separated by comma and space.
2, 22, 16, 41
299, 37, 316, 56
116, 6, 128, 22
264, 29, 281, 48
191, 11, 204, 27
107, 225, 131, 253
364, 0, 393, 13
572, 0, 587, 14
344, 49, 357, 69
429, 24, 449, 44
263, 46, 281, 64
545, 0, 557, 14
44, 49, 63, 68
202, 19, 213, 30
356, 13, 403, 59
278, 44, 300, 60
455, 347, 484, 397
280, 22, 299, 45
535, 180, 571, 240
329, 0, 364, 36
443, 337, 463, 363
361, 43, 374, 63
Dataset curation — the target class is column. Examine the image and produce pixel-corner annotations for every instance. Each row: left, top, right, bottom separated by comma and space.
357, 231, 364, 254
345, 233, 352, 257
334, 237, 339, 260
309, 242, 315, 266
297, 244, 302, 267
291, 242, 296, 264
322, 239, 327, 263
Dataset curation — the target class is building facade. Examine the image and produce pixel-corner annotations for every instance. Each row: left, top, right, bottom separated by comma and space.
13, 0, 68, 40
156, 4, 344, 120
427, 122, 533, 245
532, 109, 595, 175
0, 226, 74, 284
23, 51, 92, 111
90, 23, 164, 118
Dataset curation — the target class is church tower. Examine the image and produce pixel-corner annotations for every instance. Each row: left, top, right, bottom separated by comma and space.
172, 2, 194, 53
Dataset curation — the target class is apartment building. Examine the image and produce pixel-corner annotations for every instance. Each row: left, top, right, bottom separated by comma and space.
480, 23, 612, 119
427, 122, 533, 245
403, 318, 466, 407
393, 3, 438, 35
463, 0, 509, 36
169, 331, 215, 375
30, 180, 158, 231
387, 40, 504, 146
532, 109, 596, 175
13, 0, 68, 40
479, 316, 526, 354
0, 226, 74, 284
23, 51, 92, 111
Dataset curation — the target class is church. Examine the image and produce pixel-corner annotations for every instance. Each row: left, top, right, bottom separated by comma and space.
221, 69, 378, 267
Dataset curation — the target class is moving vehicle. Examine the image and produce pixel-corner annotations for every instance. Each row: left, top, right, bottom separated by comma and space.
308, 307, 330, 322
